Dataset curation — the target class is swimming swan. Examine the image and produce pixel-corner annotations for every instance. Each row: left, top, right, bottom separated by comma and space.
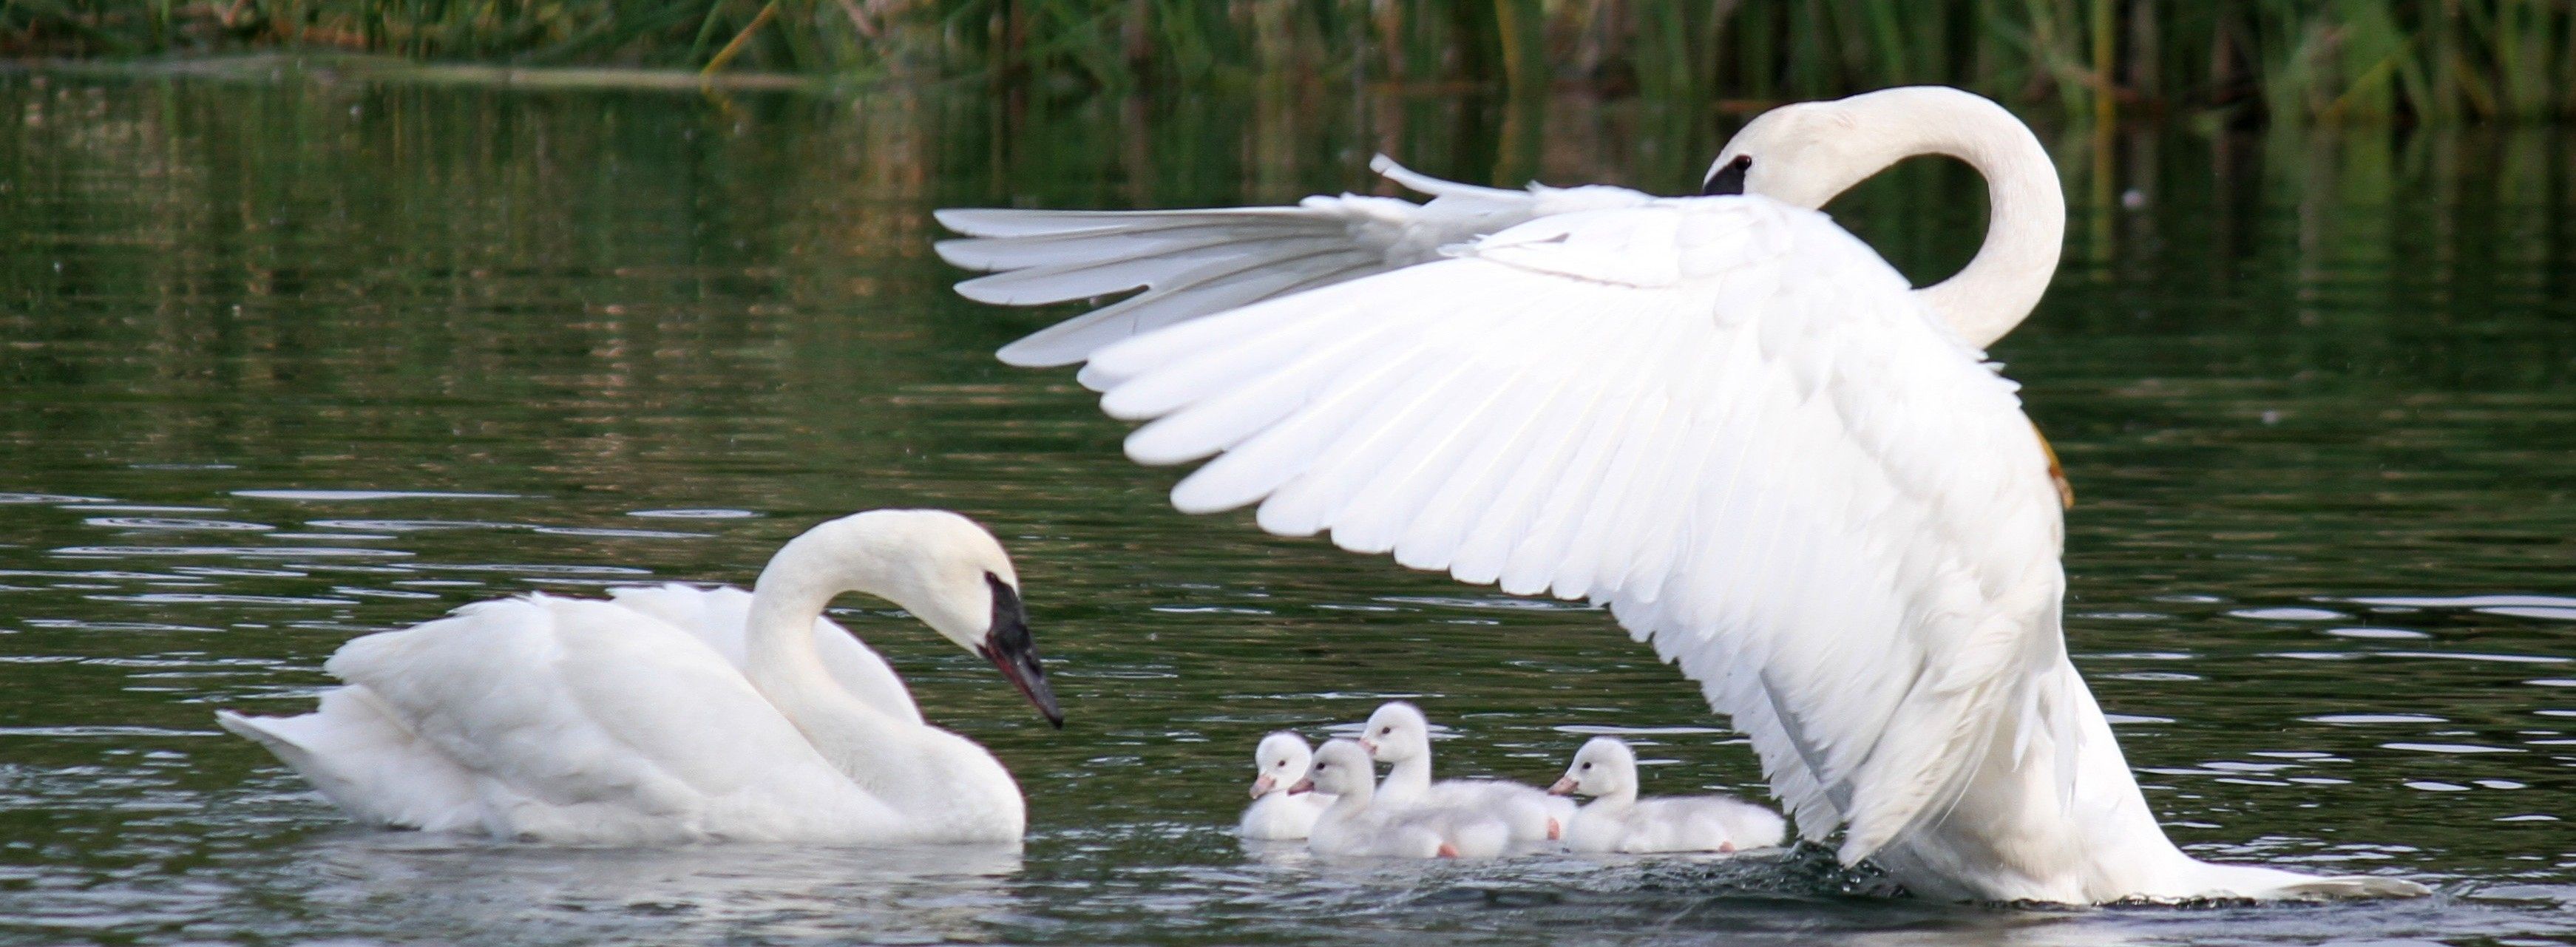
1294, 739, 1509, 858
1360, 702, 1570, 843
935, 86, 2430, 902
217, 509, 1062, 844
1549, 736, 1786, 855
1241, 730, 1332, 840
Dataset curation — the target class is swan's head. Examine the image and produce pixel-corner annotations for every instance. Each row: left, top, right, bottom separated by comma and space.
1358, 701, 1432, 763
1548, 736, 1637, 798
777, 509, 1060, 727
1704, 86, 1997, 209
1249, 730, 1314, 798
1289, 738, 1376, 798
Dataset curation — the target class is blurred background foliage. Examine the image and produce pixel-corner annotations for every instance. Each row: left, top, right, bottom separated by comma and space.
4, 1, 2576, 123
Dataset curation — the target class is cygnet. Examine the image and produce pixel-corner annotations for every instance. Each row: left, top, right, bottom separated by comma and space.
1548, 736, 1786, 855
1295, 739, 1511, 858
1241, 730, 1332, 840
1360, 701, 1573, 843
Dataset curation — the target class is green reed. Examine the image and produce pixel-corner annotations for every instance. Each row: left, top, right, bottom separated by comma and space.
5, 1, 2574, 122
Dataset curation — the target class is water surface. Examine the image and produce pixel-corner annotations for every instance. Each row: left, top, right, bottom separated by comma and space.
1, 76, 2572, 945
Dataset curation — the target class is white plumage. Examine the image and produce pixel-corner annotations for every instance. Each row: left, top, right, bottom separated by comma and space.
938, 87, 2430, 903
1359, 702, 1571, 844
218, 509, 1062, 845
1239, 730, 1332, 841
1550, 736, 1787, 855
1295, 739, 1511, 859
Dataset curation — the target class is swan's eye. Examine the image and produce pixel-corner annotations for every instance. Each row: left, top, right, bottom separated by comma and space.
1704, 155, 1752, 196
1580, 763, 1592, 771
1377, 727, 1391, 736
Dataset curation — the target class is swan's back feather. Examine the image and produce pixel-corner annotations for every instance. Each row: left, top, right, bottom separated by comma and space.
955, 185, 2068, 863
604, 584, 922, 725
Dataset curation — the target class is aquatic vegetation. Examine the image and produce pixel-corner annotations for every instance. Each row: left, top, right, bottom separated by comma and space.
5, 1, 2575, 121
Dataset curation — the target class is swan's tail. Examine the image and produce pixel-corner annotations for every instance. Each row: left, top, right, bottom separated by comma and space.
218, 689, 484, 832
216, 708, 311, 766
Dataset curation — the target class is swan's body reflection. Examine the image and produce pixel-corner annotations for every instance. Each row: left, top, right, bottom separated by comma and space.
288, 832, 1023, 943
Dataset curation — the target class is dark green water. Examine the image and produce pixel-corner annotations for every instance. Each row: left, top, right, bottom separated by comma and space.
1, 75, 2572, 945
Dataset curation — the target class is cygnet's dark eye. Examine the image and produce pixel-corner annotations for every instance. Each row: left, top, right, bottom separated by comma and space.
1378, 727, 1391, 736
1580, 763, 1592, 771
1704, 155, 1752, 196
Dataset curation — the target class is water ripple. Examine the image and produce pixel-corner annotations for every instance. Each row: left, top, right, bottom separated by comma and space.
233, 489, 523, 501
2229, 606, 2348, 620
2482, 606, 2576, 622
2385, 742, 2525, 755
84, 517, 274, 532
2349, 594, 2576, 609
51, 546, 413, 559
0, 492, 113, 504
88, 593, 359, 606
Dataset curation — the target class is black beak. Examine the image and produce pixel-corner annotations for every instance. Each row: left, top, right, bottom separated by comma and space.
1703, 154, 1751, 196
976, 575, 1061, 728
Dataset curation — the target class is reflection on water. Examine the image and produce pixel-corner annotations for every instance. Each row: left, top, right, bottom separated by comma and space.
0, 76, 2572, 944
282, 835, 1026, 943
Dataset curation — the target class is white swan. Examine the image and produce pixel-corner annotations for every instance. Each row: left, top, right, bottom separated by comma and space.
216, 509, 1062, 844
1240, 730, 1332, 840
1548, 736, 1786, 855
1360, 702, 1570, 843
935, 86, 2430, 902
1294, 739, 1509, 858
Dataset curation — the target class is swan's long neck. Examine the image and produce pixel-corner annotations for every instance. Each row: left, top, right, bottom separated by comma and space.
1908, 106, 2064, 348
1380, 748, 1434, 800
1803, 88, 2066, 348
742, 523, 904, 717
738, 520, 1018, 829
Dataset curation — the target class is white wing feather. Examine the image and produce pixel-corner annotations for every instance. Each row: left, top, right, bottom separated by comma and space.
951, 185, 2069, 863
935, 157, 1655, 370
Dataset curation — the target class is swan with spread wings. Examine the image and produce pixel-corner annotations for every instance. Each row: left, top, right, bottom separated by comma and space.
935, 86, 2425, 904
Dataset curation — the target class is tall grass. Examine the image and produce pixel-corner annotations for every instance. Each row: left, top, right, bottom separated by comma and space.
6, 1, 2576, 122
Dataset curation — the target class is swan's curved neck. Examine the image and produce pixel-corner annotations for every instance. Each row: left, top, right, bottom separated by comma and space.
1882, 94, 2064, 348
1380, 750, 1433, 798
742, 523, 907, 705
736, 520, 994, 812
1810, 89, 2064, 348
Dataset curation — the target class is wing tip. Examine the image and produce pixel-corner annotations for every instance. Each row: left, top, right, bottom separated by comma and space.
994, 336, 1086, 368
932, 238, 992, 271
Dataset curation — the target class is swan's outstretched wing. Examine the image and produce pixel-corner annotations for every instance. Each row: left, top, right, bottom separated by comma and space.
935, 157, 1653, 369
946, 191, 2070, 862
606, 584, 923, 725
